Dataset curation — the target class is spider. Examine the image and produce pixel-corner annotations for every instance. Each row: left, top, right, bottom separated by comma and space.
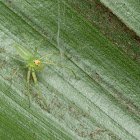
2, 37, 76, 111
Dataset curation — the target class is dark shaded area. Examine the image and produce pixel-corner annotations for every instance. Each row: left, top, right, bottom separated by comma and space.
67, 0, 140, 64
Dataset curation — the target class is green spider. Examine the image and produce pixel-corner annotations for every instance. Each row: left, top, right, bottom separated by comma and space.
2, 38, 76, 111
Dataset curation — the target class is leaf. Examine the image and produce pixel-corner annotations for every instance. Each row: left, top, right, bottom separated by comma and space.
100, 0, 140, 36
0, 1, 140, 140
67, 0, 140, 64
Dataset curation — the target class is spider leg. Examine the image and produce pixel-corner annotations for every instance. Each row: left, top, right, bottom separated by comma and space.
42, 61, 76, 78
34, 38, 44, 57
39, 53, 60, 59
27, 67, 31, 107
10, 65, 27, 86
41, 60, 54, 63
31, 68, 49, 112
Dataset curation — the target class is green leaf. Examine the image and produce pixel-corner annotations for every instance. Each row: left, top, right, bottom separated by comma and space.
100, 0, 140, 36
0, 0, 140, 140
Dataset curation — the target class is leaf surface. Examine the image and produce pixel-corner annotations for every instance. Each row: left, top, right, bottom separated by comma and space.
0, 1, 140, 140
101, 0, 140, 36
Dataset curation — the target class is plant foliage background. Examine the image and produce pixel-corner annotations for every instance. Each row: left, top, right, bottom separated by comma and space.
0, 0, 140, 140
